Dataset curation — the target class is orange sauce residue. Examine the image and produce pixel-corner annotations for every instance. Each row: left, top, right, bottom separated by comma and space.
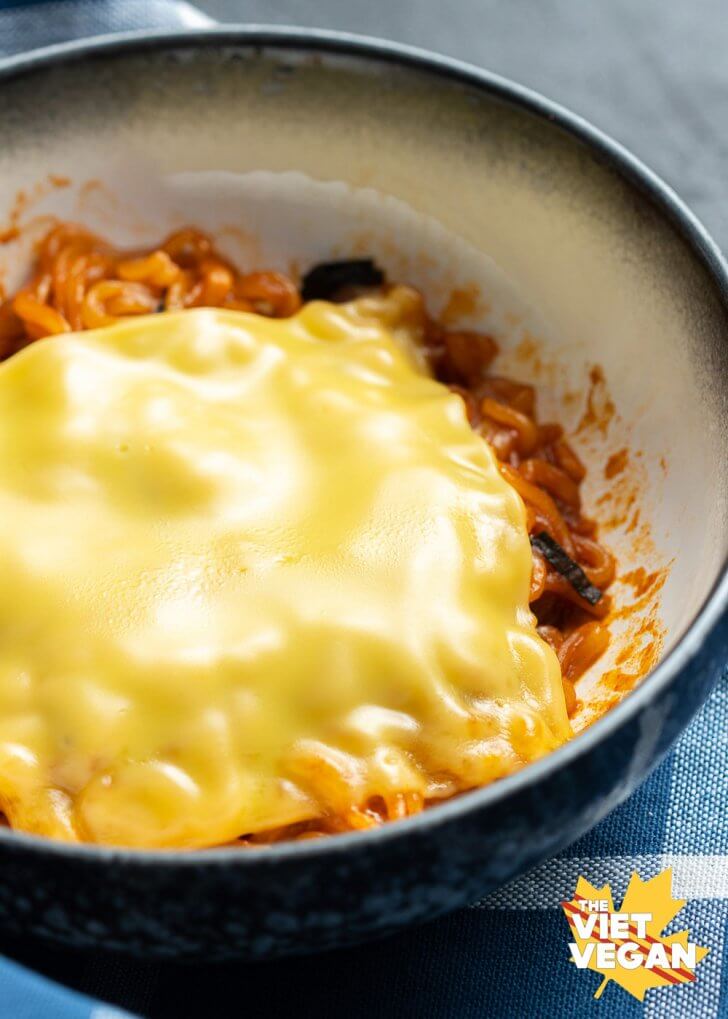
577, 365, 616, 437
619, 567, 664, 600
624, 504, 641, 535
511, 333, 549, 379
572, 558, 669, 731
493, 328, 567, 402
605, 447, 629, 479
0, 176, 71, 245
596, 487, 637, 529
77, 180, 108, 204
606, 635, 662, 695
551, 357, 672, 731
594, 447, 644, 533
440, 284, 480, 324
579, 612, 666, 722
0, 190, 28, 244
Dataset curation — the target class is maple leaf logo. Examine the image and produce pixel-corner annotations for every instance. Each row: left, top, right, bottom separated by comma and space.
562, 869, 709, 1001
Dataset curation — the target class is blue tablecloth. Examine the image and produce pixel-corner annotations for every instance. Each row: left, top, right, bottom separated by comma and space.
0, 3, 726, 1017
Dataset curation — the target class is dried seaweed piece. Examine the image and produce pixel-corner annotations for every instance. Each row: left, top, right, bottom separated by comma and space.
530, 531, 603, 606
301, 259, 384, 301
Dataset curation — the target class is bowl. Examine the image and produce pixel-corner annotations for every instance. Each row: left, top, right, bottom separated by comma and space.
0, 27, 725, 961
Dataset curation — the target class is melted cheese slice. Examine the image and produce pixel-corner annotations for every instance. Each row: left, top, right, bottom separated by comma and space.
0, 303, 569, 848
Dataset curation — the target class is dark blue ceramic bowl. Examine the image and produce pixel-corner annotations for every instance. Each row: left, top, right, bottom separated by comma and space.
0, 28, 726, 960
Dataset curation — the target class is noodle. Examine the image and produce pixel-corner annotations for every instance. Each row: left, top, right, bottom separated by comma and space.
0, 223, 619, 846
421, 320, 615, 689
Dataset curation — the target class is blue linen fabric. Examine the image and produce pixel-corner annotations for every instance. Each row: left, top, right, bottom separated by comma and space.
0, 3, 727, 1017
0, 955, 135, 1019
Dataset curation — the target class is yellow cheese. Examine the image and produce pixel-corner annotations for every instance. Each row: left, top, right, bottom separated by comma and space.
0, 302, 569, 848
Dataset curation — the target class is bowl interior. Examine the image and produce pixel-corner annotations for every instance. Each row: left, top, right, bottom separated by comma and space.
0, 37, 726, 727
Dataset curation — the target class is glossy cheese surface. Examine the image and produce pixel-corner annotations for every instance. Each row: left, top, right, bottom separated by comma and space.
0, 304, 569, 848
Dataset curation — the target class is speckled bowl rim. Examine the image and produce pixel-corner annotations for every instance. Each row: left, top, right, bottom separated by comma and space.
0, 26, 726, 865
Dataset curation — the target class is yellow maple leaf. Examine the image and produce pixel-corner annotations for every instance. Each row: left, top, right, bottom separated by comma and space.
562, 869, 710, 1001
